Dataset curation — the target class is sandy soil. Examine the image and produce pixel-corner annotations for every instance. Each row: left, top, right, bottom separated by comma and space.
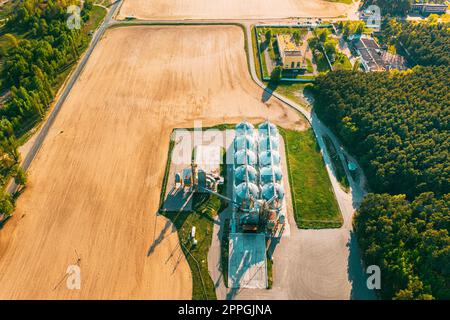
118, 0, 352, 20
0, 25, 306, 299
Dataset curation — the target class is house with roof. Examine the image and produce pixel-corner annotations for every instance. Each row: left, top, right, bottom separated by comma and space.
276, 34, 307, 71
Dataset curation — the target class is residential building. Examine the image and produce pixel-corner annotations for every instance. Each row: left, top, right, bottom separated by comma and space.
411, 3, 448, 15
276, 34, 306, 70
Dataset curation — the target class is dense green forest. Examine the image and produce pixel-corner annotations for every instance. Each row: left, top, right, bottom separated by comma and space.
355, 193, 449, 299
363, 0, 411, 16
313, 18, 449, 299
0, 0, 99, 220
381, 19, 450, 66
314, 67, 449, 198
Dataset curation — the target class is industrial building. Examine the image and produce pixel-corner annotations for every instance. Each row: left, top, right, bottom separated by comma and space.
354, 36, 406, 72
411, 3, 448, 15
229, 121, 287, 289
167, 121, 287, 289
232, 121, 285, 235
276, 34, 307, 71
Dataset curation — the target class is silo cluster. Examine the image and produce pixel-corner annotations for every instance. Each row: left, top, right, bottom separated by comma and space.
233, 121, 285, 233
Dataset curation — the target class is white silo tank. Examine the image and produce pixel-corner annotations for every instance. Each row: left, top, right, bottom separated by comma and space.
259, 121, 278, 137
261, 183, 285, 202
259, 150, 281, 167
235, 182, 260, 204
235, 165, 258, 184
236, 121, 254, 136
258, 135, 280, 152
234, 135, 256, 152
260, 166, 283, 185
235, 149, 257, 166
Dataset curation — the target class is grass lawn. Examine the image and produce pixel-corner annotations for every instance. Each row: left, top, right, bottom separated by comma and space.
280, 127, 342, 229
81, 5, 107, 36
333, 52, 352, 71
251, 26, 263, 81
306, 58, 314, 73
323, 135, 350, 192
274, 82, 311, 111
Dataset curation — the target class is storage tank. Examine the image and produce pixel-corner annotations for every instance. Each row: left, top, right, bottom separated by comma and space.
235, 149, 257, 166
235, 182, 260, 204
258, 135, 279, 152
260, 166, 283, 184
266, 210, 278, 230
259, 150, 281, 167
261, 183, 285, 202
235, 165, 257, 184
236, 121, 254, 136
259, 121, 278, 137
234, 135, 256, 152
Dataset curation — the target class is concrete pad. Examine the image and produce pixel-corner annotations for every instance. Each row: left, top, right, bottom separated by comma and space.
228, 233, 267, 289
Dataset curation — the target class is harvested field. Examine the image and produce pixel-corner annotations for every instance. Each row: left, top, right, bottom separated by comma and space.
0, 25, 306, 299
118, 0, 352, 20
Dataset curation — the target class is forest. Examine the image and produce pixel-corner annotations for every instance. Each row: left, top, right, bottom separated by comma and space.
0, 0, 96, 219
381, 19, 450, 66
355, 193, 449, 299
363, 0, 448, 16
313, 19, 449, 299
313, 67, 449, 198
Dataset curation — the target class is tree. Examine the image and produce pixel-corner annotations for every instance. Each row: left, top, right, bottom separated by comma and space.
354, 193, 449, 300
14, 167, 27, 188
265, 29, 272, 44
270, 66, 282, 83
293, 31, 301, 45
0, 191, 14, 218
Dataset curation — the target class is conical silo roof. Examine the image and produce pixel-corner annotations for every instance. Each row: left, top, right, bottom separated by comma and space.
234, 135, 256, 151
261, 183, 285, 201
235, 149, 257, 166
235, 165, 257, 184
260, 166, 283, 184
258, 135, 279, 152
236, 121, 254, 136
235, 182, 259, 204
259, 150, 281, 167
259, 121, 278, 137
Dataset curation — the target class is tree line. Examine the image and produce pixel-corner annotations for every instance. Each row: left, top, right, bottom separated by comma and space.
313, 20, 449, 299
380, 19, 450, 67
0, 0, 94, 219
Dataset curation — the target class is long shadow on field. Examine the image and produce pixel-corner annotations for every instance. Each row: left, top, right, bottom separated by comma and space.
261, 82, 278, 103
347, 231, 377, 300
147, 219, 174, 257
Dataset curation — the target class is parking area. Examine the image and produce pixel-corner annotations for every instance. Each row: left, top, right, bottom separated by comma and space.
228, 233, 268, 289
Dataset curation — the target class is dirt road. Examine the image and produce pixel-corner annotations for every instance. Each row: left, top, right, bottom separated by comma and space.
0, 25, 305, 299
118, 0, 353, 20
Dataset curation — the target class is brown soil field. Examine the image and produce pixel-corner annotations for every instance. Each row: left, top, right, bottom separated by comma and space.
118, 0, 351, 20
0, 25, 306, 299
